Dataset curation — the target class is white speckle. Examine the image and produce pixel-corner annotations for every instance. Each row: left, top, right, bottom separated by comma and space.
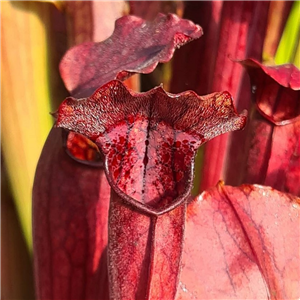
253, 184, 273, 196
253, 184, 268, 189
292, 203, 300, 210
197, 192, 206, 202
179, 281, 188, 293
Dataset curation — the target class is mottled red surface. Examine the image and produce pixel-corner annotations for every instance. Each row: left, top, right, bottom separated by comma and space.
56, 80, 246, 214
33, 128, 110, 299
179, 183, 300, 299
55, 79, 246, 299
64, 131, 102, 165
35, 12, 204, 299
238, 61, 300, 196
60, 13, 202, 97
34, 5, 300, 299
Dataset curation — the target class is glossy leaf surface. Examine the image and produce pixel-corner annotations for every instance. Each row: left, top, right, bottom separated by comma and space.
240, 59, 300, 124
178, 183, 300, 299
60, 13, 202, 97
236, 60, 300, 196
32, 5, 300, 300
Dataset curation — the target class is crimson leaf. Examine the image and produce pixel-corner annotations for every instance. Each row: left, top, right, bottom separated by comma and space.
240, 59, 300, 125
59, 13, 202, 98
236, 60, 300, 196
170, 2, 270, 192
55, 79, 246, 298
56, 80, 246, 214
33, 128, 110, 299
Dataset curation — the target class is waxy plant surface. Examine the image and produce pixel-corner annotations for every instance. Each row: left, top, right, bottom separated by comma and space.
33, 12, 300, 300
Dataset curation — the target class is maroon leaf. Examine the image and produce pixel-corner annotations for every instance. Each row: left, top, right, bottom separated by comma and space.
170, 1, 270, 192
225, 62, 300, 189
63, 2, 128, 46
33, 128, 110, 299
239, 59, 300, 124
226, 60, 300, 196
108, 191, 186, 299
55, 79, 246, 298
61, 2, 139, 167
59, 13, 203, 98
56, 80, 246, 213
179, 183, 300, 299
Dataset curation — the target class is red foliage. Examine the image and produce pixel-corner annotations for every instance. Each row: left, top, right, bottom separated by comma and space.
170, 1, 270, 191
108, 191, 186, 299
33, 10, 300, 300
55, 80, 246, 298
235, 60, 300, 196
56, 80, 246, 211
60, 13, 202, 98
64, 131, 102, 165
33, 135, 300, 298
33, 128, 110, 299
180, 183, 300, 299
34, 14, 204, 299
240, 59, 300, 124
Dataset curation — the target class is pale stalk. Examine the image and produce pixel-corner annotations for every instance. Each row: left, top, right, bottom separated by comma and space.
262, 1, 292, 63
1, 1, 53, 251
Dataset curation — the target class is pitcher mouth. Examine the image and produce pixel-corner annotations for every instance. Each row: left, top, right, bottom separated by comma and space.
104, 156, 195, 217
62, 130, 104, 168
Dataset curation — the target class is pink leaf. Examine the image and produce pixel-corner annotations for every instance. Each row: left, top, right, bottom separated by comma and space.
59, 13, 202, 97
179, 183, 300, 299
